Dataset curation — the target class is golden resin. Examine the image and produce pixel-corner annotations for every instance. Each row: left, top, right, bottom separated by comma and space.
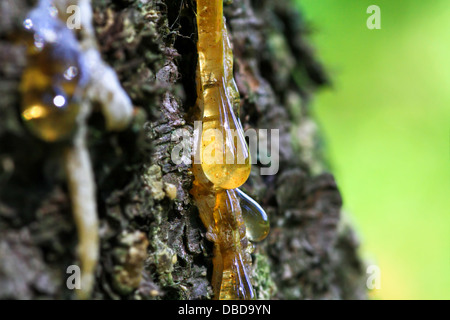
236, 188, 270, 242
196, 0, 251, 190
191, 167, 254, 300
19, 0, 133, 299
192, 0, 269, 300
19, 1, 95, 299
20, 4, 86, 142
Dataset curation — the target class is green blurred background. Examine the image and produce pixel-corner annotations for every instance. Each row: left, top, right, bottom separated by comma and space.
295, 0, 450, 299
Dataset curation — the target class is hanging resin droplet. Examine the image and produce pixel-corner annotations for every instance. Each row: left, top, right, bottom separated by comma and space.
200, 83, 251, 189
196, 0, 251, 190
20, 3, 87, 142
236, 188, 270, 242
192, 0, 270, 300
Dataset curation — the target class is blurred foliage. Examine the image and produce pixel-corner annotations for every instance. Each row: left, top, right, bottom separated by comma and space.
296, 0, 450, 299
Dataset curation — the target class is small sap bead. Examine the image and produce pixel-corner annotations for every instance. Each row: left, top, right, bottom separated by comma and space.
20, 1, 87, 142
236, 188, 270, 242
21, 55, 83, 142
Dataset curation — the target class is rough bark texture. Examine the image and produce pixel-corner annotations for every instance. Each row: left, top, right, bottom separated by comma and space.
0, 0, 367, 299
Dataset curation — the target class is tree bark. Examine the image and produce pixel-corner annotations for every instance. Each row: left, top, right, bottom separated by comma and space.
0, 0, 367, 299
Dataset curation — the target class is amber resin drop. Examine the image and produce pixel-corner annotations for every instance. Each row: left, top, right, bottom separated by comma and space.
20, 3, 87, 142
196, 0, 251, 190
236, 188, 270, 242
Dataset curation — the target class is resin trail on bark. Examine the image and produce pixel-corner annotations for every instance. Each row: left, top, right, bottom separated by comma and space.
196, 0, 250, 190
19, 0, 133, 299
19, 1, 97, 299
191, 0, 269, 300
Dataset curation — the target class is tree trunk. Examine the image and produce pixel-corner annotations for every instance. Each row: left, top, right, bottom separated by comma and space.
0, 0, 366, 299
